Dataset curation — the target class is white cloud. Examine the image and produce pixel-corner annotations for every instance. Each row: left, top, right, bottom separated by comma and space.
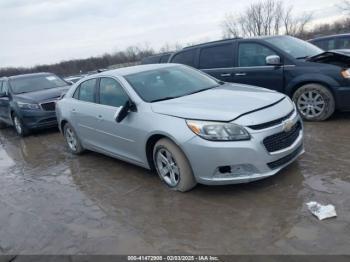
0, 0, 344, 68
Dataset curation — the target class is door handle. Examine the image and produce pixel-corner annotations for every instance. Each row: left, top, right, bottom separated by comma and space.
220, 73, 231, 77
71, 109, 77, 113
235, 72, 247, 76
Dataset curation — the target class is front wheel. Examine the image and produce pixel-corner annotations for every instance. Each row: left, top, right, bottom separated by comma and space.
12, 114, 29, 137
292, 84, 335, 121
153, 138, 197, 192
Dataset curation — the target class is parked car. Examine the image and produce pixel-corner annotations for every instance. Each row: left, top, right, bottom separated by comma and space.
56, 64, 304, 192
168, 35, 350, 121
64, 75, 86, 84
309, 33, 350, 50
0, 72, 70, 136
141, 52, 173, 64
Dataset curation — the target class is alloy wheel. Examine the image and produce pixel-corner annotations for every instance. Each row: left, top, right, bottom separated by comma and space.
155, 148, 180, 187
297, 90, 325, 118
65, 127, 78, 152
13, 116, 23, 135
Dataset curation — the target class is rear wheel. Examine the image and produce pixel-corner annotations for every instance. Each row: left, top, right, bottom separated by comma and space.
12, 114, 29, 137
153, 138, 197, 192
64, 123, 84, 154
292, 84, 335, 121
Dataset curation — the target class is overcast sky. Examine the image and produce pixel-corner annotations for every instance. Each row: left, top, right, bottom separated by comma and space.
0, 0, 344, 68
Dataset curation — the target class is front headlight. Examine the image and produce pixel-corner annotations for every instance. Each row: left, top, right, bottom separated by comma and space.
186, 120, 250, 141
17, 101, 41, 110
341, 69, 350, 79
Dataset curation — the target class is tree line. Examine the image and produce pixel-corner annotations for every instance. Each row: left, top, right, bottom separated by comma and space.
1, 0, 350, 78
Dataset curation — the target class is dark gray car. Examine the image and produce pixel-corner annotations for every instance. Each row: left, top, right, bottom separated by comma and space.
0, 73, 70, 136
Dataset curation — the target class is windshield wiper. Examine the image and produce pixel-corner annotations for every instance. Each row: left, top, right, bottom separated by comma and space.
150, 96, 181, 103
296, 56, 309, 60
184, 85, 219, 96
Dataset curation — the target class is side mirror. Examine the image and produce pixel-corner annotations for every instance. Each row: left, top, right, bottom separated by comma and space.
115, 100, 137, 123
266, 55, 281, 66
0, 92, 8, 98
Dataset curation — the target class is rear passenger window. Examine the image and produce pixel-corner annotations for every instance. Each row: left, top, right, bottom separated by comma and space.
313, 39, 335, 50
99, 78, 128, 107
336, 37, 350, 49
75, 79, 96, 103
199, 44, 234, 69
238, 43, 277, 67
160, 54, 171, 63
0, 81, 3, 93
171, 49, 196, 67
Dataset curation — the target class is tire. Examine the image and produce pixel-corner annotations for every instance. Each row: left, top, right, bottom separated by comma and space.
153, 138, 197, 192
12, 114, 29, 137
292, 83, 335, 121
63, 122, 84, 154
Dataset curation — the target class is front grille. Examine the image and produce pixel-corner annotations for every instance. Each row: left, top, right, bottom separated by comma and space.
263, 121, 302, 152
41, 102, 56, 111
267, 145, 303, 169
248, 109, 294, 130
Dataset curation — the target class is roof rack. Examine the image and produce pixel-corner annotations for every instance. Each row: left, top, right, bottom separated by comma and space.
183, 37, 242, 49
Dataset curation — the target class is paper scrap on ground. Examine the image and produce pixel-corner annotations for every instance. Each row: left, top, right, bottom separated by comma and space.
306, 201, 337, 220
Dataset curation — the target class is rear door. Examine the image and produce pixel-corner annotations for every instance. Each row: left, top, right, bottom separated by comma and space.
70, 78, 99, 147
199, 43, 236, 82
93, 77, 142, 163
231, 41, 284, 92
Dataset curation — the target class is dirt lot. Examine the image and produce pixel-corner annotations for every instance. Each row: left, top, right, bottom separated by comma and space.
0, 113, 349, 255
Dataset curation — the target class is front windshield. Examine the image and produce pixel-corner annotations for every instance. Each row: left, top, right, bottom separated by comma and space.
10, 74, 67, 94
265, 35, 323, 59
124, 66, 219, 102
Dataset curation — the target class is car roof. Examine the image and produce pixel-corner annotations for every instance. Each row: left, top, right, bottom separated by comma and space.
309, 33, 350, 41
97, 63, 177, 77
9, 72, 54, 80
182, 35, 287, 50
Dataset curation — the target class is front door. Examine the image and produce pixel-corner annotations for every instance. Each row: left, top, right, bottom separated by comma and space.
231, 42, 284, 92
93, 77, 142, 163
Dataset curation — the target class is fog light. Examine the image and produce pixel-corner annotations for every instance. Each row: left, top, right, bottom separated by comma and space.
215, 164, 259, 178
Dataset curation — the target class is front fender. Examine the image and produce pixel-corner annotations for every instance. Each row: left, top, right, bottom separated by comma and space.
285, 73, 340, 96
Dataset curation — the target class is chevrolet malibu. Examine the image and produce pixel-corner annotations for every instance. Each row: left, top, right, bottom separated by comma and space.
56, 64, 304, 192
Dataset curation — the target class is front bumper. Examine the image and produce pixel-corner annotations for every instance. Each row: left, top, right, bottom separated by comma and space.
182, 111, 304, 185
19, 110, 58, 130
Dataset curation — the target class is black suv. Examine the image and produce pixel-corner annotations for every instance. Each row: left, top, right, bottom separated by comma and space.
309, 33, 350, 51
0, 73, 70, 136
168, 35, 350, 121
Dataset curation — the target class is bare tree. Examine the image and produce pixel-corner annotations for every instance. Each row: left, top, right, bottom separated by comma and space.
221, 0, 313, 38
283, 6, 313, 36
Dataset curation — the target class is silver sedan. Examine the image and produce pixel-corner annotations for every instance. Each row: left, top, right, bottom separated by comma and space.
56, 64, 304, 192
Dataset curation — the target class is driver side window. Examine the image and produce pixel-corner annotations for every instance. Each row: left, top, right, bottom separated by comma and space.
238, 43, 277, 67
99, 78, 129, 108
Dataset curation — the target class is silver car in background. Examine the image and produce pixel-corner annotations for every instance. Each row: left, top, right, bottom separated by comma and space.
56, 64, 304, 192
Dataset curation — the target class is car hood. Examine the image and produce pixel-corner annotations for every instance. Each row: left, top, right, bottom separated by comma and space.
307, 50, 350, 67
14, 86, 70, 103
151, 84, 286, 122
